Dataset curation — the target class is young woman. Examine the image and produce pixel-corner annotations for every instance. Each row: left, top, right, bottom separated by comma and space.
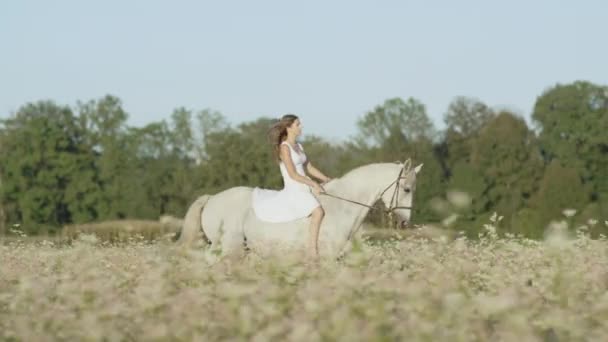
251, 114, 332, 259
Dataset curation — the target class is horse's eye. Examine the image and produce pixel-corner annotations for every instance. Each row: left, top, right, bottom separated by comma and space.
404, 188, 411, 193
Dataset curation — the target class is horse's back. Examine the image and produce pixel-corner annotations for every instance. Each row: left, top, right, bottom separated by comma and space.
207, 186, 252, 207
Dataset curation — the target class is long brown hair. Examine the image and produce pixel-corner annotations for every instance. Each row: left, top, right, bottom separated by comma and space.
267, 114, 299, 163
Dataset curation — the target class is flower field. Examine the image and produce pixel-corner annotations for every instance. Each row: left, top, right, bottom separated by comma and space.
2, 222, 608, 341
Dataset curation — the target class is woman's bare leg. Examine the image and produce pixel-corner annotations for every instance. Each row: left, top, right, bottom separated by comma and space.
308, 206, 325, 259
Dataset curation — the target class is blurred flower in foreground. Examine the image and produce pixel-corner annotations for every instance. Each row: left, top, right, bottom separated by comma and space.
544, 220, 571, 249
442, 214, 459, 227
446, 190, 471, 209
490, 212, 504, 223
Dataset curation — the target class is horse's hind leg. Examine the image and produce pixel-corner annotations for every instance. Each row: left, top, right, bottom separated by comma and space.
217, 223, 247, 258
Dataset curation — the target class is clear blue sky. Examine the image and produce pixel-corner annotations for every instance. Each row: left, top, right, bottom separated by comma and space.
1, 0, 606, 142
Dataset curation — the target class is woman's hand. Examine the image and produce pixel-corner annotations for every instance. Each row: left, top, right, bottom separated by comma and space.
321, 177, 332, 185
312, 183, 326, 196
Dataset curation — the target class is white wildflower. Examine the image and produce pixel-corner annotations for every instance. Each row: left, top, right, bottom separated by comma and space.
441, 214, 459, 227
562, 209, 577, 218
443, 292, 466, 310
475, 291, 517, 317
430, 197, 450, 215
483, 224, 497, 238
490, 212, 504, 223
544, 220, 571, 249
446, 190, 471, 209
77, 233, 99, 245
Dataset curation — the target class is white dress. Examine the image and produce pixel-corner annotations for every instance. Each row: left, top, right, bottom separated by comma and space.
252, 141, 321, 222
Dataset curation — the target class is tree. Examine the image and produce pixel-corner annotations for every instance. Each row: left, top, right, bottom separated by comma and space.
128, 122, 174, 218
532, 160, 588, 227
0, 160, 5, 234
200, 117, 283, 194
76, 95, 134, 219
196, 109, 229, 163
469, 112, 544, 230
532, 81, 608, 200
300, 135, 345, 177
442, 97, 496, 168
356, 97, 436, 147
170, 107, 195, 158
0, 101, 90, 232
445, 96, 495, 137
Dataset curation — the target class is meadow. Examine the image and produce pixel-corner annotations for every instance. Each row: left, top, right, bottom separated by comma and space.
2, 217, 608, 341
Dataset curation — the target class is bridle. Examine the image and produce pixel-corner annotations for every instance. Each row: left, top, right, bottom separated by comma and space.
320, 159, 414, 215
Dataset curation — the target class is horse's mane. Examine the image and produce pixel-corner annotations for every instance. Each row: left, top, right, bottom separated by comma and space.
329, 162, 402, 183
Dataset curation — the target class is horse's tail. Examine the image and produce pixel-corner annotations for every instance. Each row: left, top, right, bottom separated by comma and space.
177, 194, 212, 248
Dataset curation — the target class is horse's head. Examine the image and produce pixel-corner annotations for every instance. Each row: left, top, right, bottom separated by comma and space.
379, 160, 423, 228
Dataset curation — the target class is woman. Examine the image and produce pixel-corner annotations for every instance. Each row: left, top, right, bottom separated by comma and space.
252, 114, 332, 259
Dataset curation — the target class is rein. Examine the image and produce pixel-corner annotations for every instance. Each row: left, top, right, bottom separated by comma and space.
320, 160, 413, 214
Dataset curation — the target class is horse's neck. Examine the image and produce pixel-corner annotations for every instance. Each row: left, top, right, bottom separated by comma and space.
328, 163, 400, 200
324, 163, 400, 234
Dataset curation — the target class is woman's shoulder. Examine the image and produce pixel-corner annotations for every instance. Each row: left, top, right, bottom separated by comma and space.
280, 141, 304, 151
279, 141, 292, 153
280, 141, 301, 148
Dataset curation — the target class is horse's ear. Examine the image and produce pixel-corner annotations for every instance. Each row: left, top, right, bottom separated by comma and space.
402, 158, 412, 171
413, 163, 423, 174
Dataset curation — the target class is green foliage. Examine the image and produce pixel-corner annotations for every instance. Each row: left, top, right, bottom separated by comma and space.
532, 160, 588, 225
0, 96, 212, 233
201, 117, 283, 193
444, 96, 496, 137
471, 112, 543, 225
533, 81, 608, 196
0, 101, 86, 232
1, 81, 607, 238
355, 97, 436, 147
529, 81, 608, 235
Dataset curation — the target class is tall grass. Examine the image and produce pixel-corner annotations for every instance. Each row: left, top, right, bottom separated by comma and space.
2, 217, 608, 341
60, 217, 182, 243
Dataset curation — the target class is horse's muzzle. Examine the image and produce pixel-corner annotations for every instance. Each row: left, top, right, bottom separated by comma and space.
400, 220, 410, 229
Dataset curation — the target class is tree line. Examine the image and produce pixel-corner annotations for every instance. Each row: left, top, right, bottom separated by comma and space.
1, 80, 607, 238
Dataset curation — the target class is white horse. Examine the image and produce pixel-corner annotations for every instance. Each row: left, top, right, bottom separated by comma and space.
178, 160, 423, 258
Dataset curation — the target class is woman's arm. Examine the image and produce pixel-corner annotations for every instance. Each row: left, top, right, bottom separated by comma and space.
280, 144, 319, 188
306, 161, 331, 183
